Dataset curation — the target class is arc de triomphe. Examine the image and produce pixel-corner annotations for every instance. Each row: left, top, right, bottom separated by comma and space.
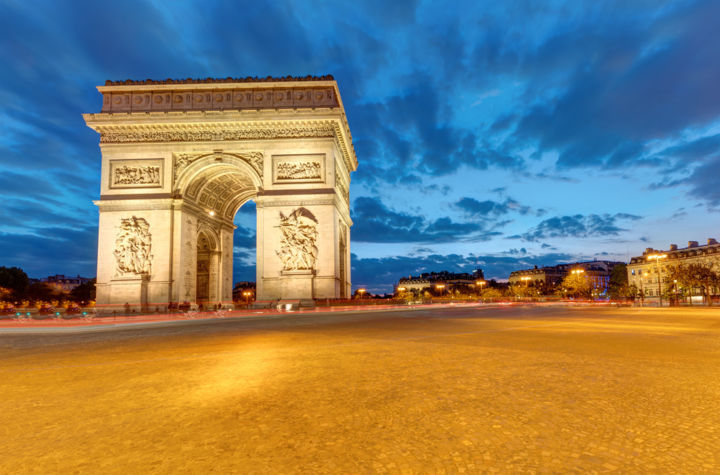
83, 76, 357, 311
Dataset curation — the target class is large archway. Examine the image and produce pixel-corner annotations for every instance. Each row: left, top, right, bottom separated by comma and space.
85, 76, 357, 312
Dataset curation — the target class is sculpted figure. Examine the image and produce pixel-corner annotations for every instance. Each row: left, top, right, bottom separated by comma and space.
114, 216, 152, 275
276, 208, 319, 271
113, 165, 160, 185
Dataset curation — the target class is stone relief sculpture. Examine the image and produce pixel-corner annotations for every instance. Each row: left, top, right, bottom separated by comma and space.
114, 217, 152, 276
101, 123, 336, 144
276, 208, 319, 271
113, 165, 160, 185
276, 161, 322, 180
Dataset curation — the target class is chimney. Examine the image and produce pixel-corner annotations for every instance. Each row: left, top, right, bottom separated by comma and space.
669, 244, 678, 251
688, 241, 698, 248
708, 238, 718, 245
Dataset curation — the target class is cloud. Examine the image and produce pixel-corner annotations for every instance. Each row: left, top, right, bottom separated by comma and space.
352, 197, 498, 243
500, 1, 720, 172
455, 197, 531, 218
521, 213, 642, 241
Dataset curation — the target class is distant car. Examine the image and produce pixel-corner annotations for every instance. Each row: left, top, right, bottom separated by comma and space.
0, 307, 16, 315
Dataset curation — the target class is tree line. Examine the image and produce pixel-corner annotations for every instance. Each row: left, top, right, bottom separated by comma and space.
0, 266, 96, 309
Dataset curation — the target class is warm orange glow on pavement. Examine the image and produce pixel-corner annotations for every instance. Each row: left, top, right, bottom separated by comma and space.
1, 306, 719, 472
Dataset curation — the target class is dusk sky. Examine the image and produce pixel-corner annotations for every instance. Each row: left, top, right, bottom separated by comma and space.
1, 0, 719, 292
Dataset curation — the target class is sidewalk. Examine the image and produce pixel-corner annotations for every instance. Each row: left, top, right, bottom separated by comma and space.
0, 302, 487, 333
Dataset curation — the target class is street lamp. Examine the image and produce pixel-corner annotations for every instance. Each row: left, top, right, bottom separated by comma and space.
357, 288, 366, 299
647, 253, 668, 306
435, 284, 445, 298
242, 290, 253, 306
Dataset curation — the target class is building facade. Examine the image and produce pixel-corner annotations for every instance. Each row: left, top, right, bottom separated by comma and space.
509, 260, 622, 294
627, 239, 720, 301
35, 275, 93, 293
396, 269, 484, 294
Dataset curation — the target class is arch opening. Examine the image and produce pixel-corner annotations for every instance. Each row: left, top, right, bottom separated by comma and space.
181, 158, 260, 307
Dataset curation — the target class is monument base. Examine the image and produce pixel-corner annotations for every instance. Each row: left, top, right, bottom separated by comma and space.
96, 275, 149, 314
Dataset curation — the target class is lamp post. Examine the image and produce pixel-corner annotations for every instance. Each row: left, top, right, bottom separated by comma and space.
357, 288, 366, 299
673, 279, 678, 306
242, 290, 253, 306
647, 253, 668, 307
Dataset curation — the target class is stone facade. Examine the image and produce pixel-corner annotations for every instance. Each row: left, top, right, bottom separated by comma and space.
509, 260, 623, 293
85, 77, 357, 311
627, 239, 720, 299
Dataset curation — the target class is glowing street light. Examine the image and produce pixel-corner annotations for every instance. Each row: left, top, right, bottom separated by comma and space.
435, 283, 446, 298
647, 253, 668, 306
357, 288, 367, 299
242, 290, 253, 305
571, 268, 585, 275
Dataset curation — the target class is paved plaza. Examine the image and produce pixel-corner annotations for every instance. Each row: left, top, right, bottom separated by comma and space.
1, 305, 719, 473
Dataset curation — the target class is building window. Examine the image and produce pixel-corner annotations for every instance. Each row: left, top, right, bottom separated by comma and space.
631, 269, 635, 275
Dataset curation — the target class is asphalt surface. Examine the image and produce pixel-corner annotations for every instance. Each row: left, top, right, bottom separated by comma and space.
1, 305, 719, 473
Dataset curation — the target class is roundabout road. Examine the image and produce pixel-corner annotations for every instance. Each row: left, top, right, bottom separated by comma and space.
1, 305, 719, 473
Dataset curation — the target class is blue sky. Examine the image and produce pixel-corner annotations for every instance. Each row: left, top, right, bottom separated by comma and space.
1, 0, 719, 293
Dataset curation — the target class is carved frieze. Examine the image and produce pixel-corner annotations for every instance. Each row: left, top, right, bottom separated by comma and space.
276, 208, 319, 272
276, 161, 322, 180
272, 154, 325, 184
114, 216, 152, 276
109, 159, 163, 189
100, 123, 335, 144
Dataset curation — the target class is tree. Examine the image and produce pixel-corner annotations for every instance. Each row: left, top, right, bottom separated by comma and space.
561, 272, 593, 299
0, 266, 29, 300
25, 282, 55, 303
666, 263, 720, 305
608, 263, 632, 299
70, 279, 96, 303
480, 287, 503, 301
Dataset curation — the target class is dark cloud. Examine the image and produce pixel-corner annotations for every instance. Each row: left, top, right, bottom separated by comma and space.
521, 213, 642, 242
682, 156, 720, 206
503, 0, 720, 171
455, 197, 531, 218
352, 197, 498, 243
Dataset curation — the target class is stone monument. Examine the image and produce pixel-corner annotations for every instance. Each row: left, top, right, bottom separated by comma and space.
84, 76, 357, 311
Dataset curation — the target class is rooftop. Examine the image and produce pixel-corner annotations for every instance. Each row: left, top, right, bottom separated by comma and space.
104, 75, 335, 86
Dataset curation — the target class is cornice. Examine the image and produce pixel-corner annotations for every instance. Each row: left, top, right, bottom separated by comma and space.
85, 116, 356, 172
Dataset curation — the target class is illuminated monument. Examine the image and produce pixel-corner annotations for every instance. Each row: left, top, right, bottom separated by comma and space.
84, 76, 357, 310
